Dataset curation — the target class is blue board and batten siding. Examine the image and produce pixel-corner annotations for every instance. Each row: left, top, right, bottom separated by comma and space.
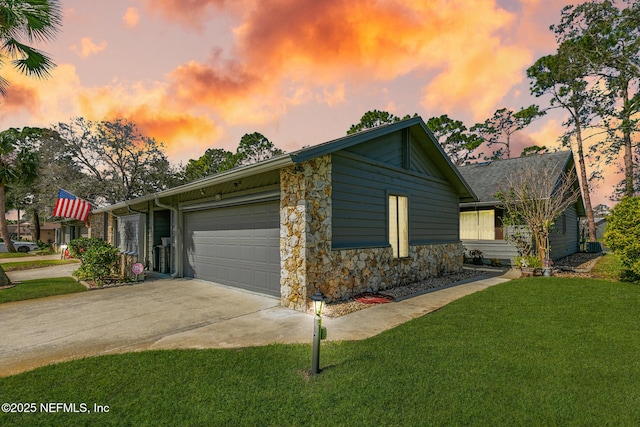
331, 129, 460, 250
549, 205, 579, 260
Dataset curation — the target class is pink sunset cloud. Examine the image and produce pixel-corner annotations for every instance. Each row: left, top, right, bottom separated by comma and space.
123, 7, 140, 28
0, 0, 628, 206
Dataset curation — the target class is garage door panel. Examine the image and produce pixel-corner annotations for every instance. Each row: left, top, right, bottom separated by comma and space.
184, 200, 280, 296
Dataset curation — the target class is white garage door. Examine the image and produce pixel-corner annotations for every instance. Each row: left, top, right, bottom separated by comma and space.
183, 200, 281, 296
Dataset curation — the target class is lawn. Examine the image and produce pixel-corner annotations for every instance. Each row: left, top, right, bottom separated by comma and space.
0, 259, 79, 272
590, 252, 624, 281
0, 252, 32, 259
0, 277, 86, 304
1, 276, 640, 425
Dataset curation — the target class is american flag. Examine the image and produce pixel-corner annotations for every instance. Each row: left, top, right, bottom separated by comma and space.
53, 189, 91, 222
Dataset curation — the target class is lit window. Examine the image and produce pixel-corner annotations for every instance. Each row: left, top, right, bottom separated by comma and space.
389, 195, 409, 258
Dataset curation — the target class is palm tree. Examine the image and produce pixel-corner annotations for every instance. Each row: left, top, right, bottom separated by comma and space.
0, 128, 39, 252
0, 0, 62, 96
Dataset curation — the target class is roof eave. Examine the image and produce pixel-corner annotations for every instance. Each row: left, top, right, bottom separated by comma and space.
92, 154, 294, 213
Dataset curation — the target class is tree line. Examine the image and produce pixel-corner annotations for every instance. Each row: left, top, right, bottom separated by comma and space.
0, 120, 283, 249
0, 0, 638, 253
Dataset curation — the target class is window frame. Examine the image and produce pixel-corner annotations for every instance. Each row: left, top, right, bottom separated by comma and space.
388, 193, 409, 258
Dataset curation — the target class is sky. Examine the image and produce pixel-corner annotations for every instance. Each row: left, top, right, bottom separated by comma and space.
0, 0, 624, 207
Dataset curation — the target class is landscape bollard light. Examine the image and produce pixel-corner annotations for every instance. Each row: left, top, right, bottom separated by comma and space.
311, 290, 328, 375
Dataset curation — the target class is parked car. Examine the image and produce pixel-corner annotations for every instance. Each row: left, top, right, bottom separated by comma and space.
0, 238, 39, 253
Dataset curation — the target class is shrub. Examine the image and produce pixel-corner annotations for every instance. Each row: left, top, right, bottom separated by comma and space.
69, 238, 120, 285
489, 258, 502, 267
36, 240, 54, 254
604, 196, 640, 281
68, 237, 106, 261
469, 249, 484, 265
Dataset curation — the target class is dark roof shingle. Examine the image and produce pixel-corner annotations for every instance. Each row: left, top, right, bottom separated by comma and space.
457, 151, 573, 204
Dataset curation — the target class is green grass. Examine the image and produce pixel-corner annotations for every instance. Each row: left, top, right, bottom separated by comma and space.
0, 277, 86, 304
2, 277, 640, 425
591, 252, 624, 281
0, 252, 31, 259
1, 259, 79, 272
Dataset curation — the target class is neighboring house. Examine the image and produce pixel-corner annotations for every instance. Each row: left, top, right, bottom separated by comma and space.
56, 219, 89, 250
7, 224, 31, 240
7, 222, 59, 242
39, 222, 61, 243
595, 217, 607, 241
457, 151, 586, 265
90, 117, 476, 311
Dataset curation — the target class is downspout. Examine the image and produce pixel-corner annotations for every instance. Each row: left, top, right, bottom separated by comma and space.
154, 197, 180, 278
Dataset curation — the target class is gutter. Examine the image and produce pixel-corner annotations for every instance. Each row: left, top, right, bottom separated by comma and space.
92, 155, 294, 214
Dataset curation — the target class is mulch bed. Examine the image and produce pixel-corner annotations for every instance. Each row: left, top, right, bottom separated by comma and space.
323, 252, 605, 318
323, 269, 483, 318
552, 252, 604, 278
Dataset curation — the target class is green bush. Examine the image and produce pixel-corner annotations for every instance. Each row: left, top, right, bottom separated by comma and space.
68, 237, 106, 261
604, 196, 640, 282
69, 238, 120, 285
36, 240, 54, 253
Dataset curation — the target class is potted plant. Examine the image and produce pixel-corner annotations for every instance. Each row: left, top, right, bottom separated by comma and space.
542, 257, 553, 276
515, 255, 543, 277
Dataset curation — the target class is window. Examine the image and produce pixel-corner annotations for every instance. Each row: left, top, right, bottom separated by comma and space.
460, 210, 495, 240
389, 195, 409, 258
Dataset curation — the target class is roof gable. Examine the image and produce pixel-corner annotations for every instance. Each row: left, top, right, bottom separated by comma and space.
457, 151, 586, 215
292, 117, 476, 201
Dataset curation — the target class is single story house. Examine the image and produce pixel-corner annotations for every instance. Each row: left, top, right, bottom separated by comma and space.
7, 223, 31, 241
457, 150, 586, 265
8, 222, 60, 243
56, 219, 89, 250
90, 117, 476, 311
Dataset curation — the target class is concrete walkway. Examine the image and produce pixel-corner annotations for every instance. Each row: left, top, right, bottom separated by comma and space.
0, 270, 517, 377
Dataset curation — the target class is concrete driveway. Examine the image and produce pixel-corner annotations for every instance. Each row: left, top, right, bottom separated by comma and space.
0, 278, 313, 377
0, 265, 514, 377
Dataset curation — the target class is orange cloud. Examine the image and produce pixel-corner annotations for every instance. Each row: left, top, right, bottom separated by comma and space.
71, 37, 108, 58
123, 7, 140, 28
165, 0, 533, 125
0, 64, 83, 126
111, 105, 221, 161
74, 80, 223, 159
1, 83, 39, 116
0, 65, 222, 162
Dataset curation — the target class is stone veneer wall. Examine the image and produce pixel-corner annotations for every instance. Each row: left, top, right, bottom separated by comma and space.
88, 213, 105, 239
87, 212, 115, 246
280, 155, 464, 312
280, 155, 332, 311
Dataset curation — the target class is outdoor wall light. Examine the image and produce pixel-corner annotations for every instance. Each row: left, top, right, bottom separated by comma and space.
311, 290, 328, 375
